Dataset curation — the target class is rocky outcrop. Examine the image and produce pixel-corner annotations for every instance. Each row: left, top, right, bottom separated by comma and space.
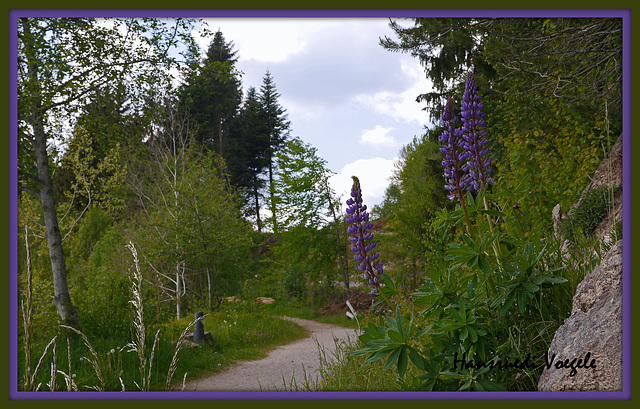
539, 135, 624, 392
552, 134, 622, 244
575, 134, 623, 244
538, 239, 622, 391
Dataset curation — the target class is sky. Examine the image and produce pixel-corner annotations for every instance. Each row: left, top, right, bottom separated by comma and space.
192, 18, 435, 210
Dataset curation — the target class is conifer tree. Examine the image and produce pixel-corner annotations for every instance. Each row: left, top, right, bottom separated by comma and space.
258, 70, 291, 231
230, 86, 270, 231
179, 30, 242, 169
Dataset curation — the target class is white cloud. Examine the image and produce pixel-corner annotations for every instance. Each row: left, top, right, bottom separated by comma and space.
198, 19, 346, 63
359, 125, 398, 148
330, 157, 396, 209
353, 60, 433, 125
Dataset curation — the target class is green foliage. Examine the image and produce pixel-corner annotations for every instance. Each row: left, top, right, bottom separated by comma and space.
65, 207, 112, 276
313, 336, 419, 391
560, 185, 618, 246
280, 265, 308, 300
273, 136, 336, 231
377, 135, 449, 286
349, 200, 589, 390
496, 102, 607, 226
270, 224, 341, 304
74, 223, 132, 340
351, 305, 424, 378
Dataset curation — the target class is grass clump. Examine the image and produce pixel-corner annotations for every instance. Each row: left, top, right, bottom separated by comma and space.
301, 334, 417, 391
560, 185, 618, 246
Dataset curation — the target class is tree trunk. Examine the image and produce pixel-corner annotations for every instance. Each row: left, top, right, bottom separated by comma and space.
253, 172, 262, 233
23, 18, 81, 329
268, 162, 277, 232
216, 115, 224, 180
176, 261, 182, 320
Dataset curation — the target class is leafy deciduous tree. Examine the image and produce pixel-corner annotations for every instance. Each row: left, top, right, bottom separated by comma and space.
18, 17, 199, 327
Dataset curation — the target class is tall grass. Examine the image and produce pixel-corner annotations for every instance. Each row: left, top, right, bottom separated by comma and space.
300, 335, 415, 391
19, 241, 209, 391
123, 242, 160, 391
18, 238, 311, 391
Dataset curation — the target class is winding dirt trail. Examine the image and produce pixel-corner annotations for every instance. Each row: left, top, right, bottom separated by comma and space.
183, 317, 359, 391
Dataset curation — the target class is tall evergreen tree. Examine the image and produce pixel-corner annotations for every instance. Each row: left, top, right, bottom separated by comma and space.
258, 70, 291, 232
229, 86, 270, 231
179, 30, 242, 170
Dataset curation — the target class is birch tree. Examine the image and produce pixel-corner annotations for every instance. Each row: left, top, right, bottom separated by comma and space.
17, 17, 202, 328
128, 103, 251, 317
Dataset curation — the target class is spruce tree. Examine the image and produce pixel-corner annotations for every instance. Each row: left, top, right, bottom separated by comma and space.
230, 86, 270, 231
179, 30, 242, 169
258, 70, 291, 232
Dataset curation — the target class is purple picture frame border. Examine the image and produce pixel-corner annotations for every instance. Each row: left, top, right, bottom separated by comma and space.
8, 8, 632, 401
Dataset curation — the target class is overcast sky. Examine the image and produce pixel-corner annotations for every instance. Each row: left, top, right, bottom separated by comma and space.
192, 18, 434, 210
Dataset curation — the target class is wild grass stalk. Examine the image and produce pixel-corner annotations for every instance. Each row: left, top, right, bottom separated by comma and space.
124, 241, 159, 391
21, 225, 34, 391
165, 313, 207, 390
56, 338, 78, 391
60, 325, 105, 391
28, 336, 57, 391
46, 338, 57, 392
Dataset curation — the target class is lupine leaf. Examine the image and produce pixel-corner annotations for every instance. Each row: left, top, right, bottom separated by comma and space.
408, 346, 426, 371
415, 324, 434, 338
460, 326, 469, 341
478, 256, 492, 276
384, 346, 403, 370
468, 326, 478, 343
398, 346, 409, 377
518, 290, 527, 313
388, 329, 404, 343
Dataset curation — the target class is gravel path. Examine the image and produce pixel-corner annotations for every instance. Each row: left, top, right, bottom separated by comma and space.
183, 317, 359, 391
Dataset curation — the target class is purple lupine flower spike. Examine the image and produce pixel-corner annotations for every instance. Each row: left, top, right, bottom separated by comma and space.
346, 176, 383, 293
461, 71, 494, 191
439, 96, 469, 201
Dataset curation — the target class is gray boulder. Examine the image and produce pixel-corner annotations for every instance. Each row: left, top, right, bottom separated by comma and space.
538, 240, 622, 391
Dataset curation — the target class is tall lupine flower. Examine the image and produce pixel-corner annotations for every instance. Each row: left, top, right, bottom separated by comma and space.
460, 71, 494, 191
346, 176, 383, 293
439, 96, 470, 202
